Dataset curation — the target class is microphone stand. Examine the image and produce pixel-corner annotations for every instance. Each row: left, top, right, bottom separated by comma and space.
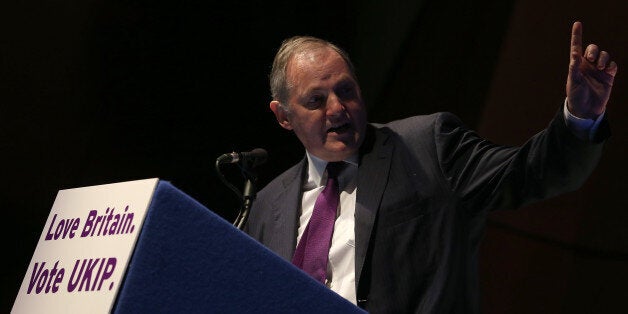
233, 165, 258, 230
215, 156, 259, 230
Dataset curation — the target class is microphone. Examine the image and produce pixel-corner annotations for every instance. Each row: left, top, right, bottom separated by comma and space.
217, 148, 268, 168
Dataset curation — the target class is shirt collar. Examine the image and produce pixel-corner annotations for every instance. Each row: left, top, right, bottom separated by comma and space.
304, 152, 358, 189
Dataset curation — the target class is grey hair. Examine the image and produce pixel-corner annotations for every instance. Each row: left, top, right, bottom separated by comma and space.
269, 36, 357, 109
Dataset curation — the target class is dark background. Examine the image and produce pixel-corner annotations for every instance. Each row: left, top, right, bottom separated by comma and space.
3, 0, 627, 312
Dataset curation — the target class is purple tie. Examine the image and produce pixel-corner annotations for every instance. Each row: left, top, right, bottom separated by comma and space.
292, 162, 343, 284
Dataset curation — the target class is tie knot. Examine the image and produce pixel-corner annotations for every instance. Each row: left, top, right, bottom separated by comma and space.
326, 161, 343, 179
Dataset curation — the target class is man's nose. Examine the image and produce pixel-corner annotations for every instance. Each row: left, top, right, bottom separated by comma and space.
326, 94, 345, 117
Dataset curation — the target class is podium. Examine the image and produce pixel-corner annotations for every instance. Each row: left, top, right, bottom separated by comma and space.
114, 180, 364, 313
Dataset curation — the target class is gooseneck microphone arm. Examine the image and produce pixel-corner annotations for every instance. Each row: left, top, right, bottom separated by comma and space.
236, 176, 256, 230
215, 148, 268, 230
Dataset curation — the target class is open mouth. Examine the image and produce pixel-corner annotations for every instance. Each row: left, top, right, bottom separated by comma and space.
328, 123, 351, 134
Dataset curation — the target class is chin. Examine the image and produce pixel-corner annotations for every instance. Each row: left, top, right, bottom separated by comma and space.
331, 145, 358, 159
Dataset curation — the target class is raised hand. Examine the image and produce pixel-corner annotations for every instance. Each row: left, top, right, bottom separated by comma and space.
566, 21, 618, 119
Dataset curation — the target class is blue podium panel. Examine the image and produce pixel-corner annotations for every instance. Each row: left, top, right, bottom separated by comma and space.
113, 181, 365, 313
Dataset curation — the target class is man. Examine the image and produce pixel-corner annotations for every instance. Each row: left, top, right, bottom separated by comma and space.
244, 21, 617, 313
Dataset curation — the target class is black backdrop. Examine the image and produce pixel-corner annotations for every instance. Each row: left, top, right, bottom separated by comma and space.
3, 0, 627, 312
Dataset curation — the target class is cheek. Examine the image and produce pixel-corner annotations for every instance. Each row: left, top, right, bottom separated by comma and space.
300, 119, 324, 138
290, 114, 319, 135
347, 104, 366, 121
303, 119, 330, 144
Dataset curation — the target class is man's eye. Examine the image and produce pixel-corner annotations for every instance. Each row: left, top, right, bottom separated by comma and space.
306, 95, 324, 108
337, 85, 356, 100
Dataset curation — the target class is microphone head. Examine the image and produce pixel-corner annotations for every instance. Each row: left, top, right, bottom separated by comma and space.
249, 148, 268, 158
246, 148, 268, 168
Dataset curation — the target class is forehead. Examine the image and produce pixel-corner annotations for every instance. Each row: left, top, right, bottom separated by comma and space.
286, 47, 351, 88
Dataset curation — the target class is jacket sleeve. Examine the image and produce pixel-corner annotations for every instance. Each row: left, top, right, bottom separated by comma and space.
433, 107, 609, 213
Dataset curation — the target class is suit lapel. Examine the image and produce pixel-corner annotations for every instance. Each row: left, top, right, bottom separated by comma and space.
355, 126, 393, 289
269, 158, 307, 261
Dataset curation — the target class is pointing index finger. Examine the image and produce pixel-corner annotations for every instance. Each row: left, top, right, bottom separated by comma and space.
571, 21, 583, 58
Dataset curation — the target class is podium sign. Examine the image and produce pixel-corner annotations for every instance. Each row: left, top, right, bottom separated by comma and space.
12, 178, 159, 314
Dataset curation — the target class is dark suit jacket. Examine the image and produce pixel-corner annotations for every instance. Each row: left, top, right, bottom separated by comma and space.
245, 109, 608, 313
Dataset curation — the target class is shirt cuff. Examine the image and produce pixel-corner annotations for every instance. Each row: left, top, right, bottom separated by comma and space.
563, 98, 605, 141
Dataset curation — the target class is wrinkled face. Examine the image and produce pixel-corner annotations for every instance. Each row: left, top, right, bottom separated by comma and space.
271, 47, 367, 162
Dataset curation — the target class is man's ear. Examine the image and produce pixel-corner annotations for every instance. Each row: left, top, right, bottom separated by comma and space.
270, 100, 293, 130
